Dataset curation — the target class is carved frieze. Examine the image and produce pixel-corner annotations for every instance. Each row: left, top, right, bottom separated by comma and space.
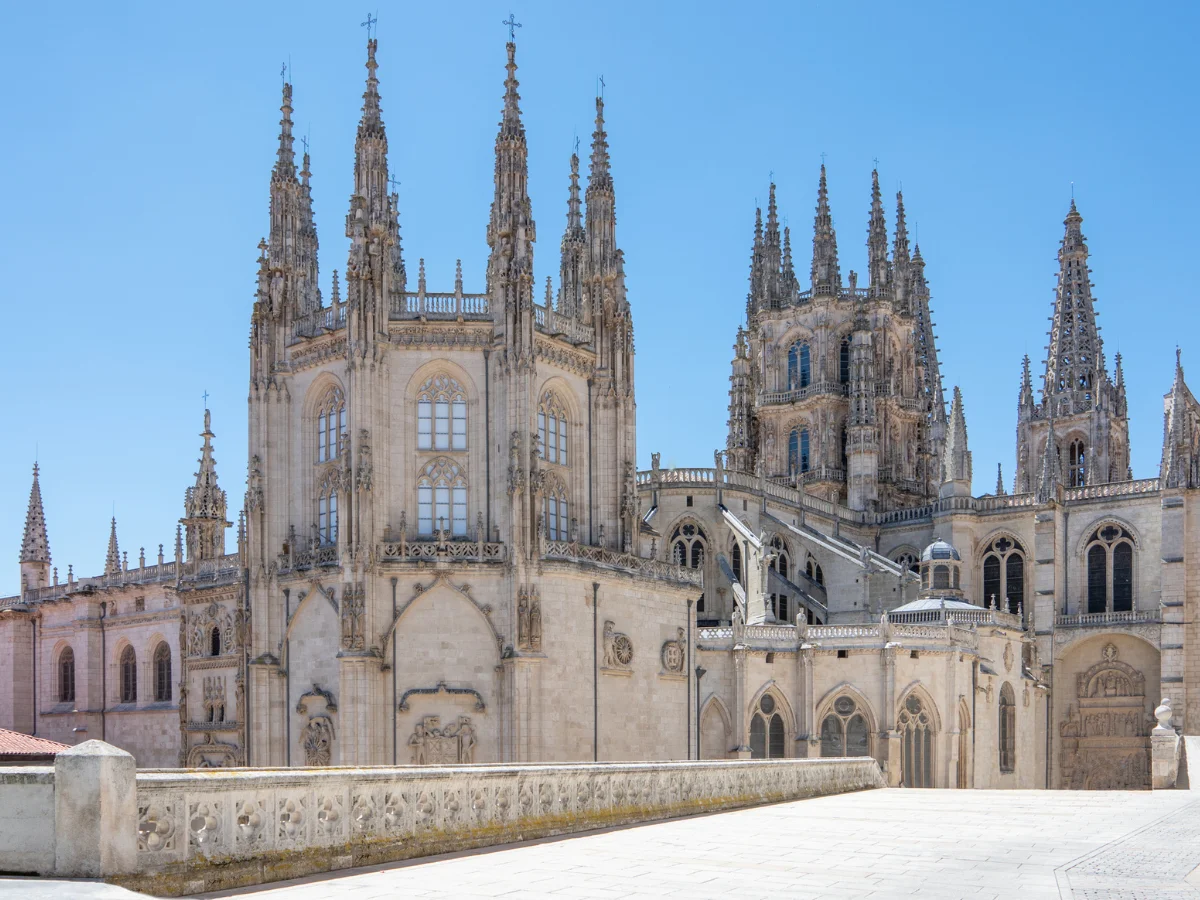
408, 715, 476, 764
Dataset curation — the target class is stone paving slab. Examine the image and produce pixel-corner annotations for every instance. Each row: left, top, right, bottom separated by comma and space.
184, 788, 1200, 900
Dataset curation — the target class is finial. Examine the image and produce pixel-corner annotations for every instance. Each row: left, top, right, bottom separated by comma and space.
545, 275, 553, 308
202, 389, 209, 411
361, 11, 377, 40
455, 259, 463, 293
502, 12, 521, 42
417, 258, 426, 293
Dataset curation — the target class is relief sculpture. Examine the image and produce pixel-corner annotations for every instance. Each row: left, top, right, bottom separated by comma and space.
408, 715, 476, 765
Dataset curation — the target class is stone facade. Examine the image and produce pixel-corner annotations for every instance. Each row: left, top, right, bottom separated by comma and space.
1, 33, 1195, 791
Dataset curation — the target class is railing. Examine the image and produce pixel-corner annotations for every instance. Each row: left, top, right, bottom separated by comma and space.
759, 382, 848, 405
975, 492, 1038, 511
1063, 478, 1161, 501
533, 303, 595, 345
544, 541, 702, 586
13, 554, 243, 603
1055, 609, 1161, 629
378, 539, 506, 563
277, 545, 341, 574
389, 292, 491, 320
292, 304, 346, 340
889, 606, 1023, 629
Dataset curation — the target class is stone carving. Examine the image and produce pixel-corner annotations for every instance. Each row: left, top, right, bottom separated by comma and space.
507, 431, 524, 495
408, 715, 476, 764
137, 801, 178, 853
517, 586, 543, 652
302, 716, 335, 766
296, 684, 338, 715
355, 430, 373, 492
397, 681, 486, 712
341, 582, 365, 650
1154, 698, 1173, 733
202, 676, 226, 724
1003, 642, 1014, 673
603, 620, 634, 669
247, 456, 264, 512
186, 733, 242, 768
661, 627, 686, 674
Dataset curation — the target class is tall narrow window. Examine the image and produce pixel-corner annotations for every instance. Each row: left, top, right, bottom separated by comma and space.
538, 392, 569, 465
983, 555, 1002, 609
417, 458, 468, 536
1087, 543, 1107, 614
210, 626, 222, 657
58, 647, 75, 704
120, 645, 137, 704
153, 642, 172, 703
317, 473, 339, 546
768, 535, 791, 623
1006, 554, 1025, 614
981, 536, 1026, 616
750, 694, 786, 759
788, 428, 810, 475
731, 542, 743, 585
839, 339, 851, 384
899, 693, 934, 788
933, 565, 950, 590
1112, 542, 1133, 612
998, 683, 1015, 774
1068, 439, 1086, 487
544, 478, 569, 541
416, 375, 468, 452
315, 386, 346, 463
787, 345, 797, 390
799, 344, 811, 388
787, 343, 811, 390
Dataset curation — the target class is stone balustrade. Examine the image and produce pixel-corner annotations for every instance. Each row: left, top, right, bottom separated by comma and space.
1055, 608, 1162, 629
543, 540, 703, 586
0, 741, 885, 895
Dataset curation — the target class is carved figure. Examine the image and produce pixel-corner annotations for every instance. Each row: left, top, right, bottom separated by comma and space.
302, 715, 335, 766
603, 620, 633, 669
341, 584, 365, 650
661, 627, 686, 673
529, 590, 543, 651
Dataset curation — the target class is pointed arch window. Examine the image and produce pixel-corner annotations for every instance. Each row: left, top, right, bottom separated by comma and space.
537, 391, 569, 466
750, 693, 786, 759
820, 695, 870, 758
417, 375, 467, 452
544, 476, 570, 541
787, 343, 811, 390
981, 536, 1025, 616
899, 693, 934, 788
731, 541, 743, 585
998, 683, 1015, 774
839, 339, 851, 384
768, 535, 791, 623
316, 471, 339, 546
119, 645, 137, 704
788, 428, 810, 475
153, 642, 172, 703
417, 457, 468, 536
316, 386, 346, 463
805, 554, 824, 586
671, 522, 707, 612
58, 646, 75, 704
210, 626, 222, 657
1085, 524, 1135, 614
1067, 439, 1086, 487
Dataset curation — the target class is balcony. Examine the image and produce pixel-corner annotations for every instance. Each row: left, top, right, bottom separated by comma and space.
1055, 609, 1161, 629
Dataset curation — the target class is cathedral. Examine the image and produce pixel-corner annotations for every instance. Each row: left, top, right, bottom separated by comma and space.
1, 33, 1195, 791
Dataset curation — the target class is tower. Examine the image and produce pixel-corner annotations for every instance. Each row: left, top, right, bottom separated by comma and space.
19, 463, 50, 594
180, 409, 231, 563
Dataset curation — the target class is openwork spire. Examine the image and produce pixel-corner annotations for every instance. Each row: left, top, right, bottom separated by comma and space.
1043, 200, 1105, 412
559, 150, 585, 319
893, 190, 910, 265
941, 386, 972, 491
20, 463, 50, 565
181, 409, 230, 562
867, 170, 888, 294
104, 517, 120, 576
273, 82, 297, 184
810, 165, 841, 295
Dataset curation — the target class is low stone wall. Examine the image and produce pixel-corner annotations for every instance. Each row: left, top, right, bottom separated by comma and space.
0, 740, 884, 894
124, 756, 883, 895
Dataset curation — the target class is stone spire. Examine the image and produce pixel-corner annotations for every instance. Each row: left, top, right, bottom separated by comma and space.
939, 386, 972, 498
1037, 402, 1061, 503
1161, 348, 1199, 489
585, 96, 618, 281
273, 82, 297, 183
1019, 354, 1034, 409
995, 463, 1007, 495
867, 170, 889, 295
1043, 200, 1105, 412
747, 206, 765, 318
181, 409, 231, 562
909, 242, 947, 494
558, 149, 585, 319
726, 327, 757, 474
487, 39, 537, 361
781, 225, 795, 294
891, 190, 910, 308
20, 464, 50, 566
104, 517, 120, 576
811, 165, 841, 296
762, 183, 786, 309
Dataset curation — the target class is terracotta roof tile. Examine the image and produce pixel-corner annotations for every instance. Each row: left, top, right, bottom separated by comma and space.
0, 727, 70, 757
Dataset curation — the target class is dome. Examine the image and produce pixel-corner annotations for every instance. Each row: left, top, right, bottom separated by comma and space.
920, 538, 960, 562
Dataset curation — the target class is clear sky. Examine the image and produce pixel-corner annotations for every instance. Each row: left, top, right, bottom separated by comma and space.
2, 1, 1197, 596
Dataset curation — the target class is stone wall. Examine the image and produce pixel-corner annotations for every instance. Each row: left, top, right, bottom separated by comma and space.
0, 766, 54, 873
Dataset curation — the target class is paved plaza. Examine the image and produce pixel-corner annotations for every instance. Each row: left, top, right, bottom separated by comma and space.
189, 788, 1200, 900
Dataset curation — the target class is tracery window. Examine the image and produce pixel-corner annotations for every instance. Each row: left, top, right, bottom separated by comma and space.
543, 476, 570, 541
788, 427, 810, 475
1085, 524, 1135, 614
731, 541, 743, 585
749, 693, 786, 759
839, 339, 851, 384
1067, 439, 1086, 487
416, 375, 467, 452
998, 683, 1015, 774
787, 343, 811, 390
417, 457, 468, 536
316, 385, 346, 464
153, 642, 172, 703
537, 392, 569, 466
899, 693, 934, 788
119, 645, 137, 705
981, 536, 1025, 615
820, 695, 870, 758
58, 646, 75, 704
767, 535, 791, 623
892, 551, 919, 573
671, 522, 707, 612
805, 555, 824, 586
317, 471, 339, 546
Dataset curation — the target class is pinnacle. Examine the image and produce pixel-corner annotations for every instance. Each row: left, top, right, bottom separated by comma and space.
105, 517, 120, 576
20, 463, 50, 565
588, 96, 611, 191
273, 81, 297, 183
499, 41, 523, 139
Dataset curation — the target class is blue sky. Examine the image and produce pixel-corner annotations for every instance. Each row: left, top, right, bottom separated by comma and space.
1, 1, 1197, 595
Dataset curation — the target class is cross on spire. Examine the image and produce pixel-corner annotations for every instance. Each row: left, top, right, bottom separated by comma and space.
502, 12, 521, 41
361, 11, 377, 39
599, 74, 606, 97
820, 151, 827, 165
301, 134, 309, 155
387, 173, 401, 193
280, 62, 288, 86
202, 390, 210, 410
873, 156, 879, 168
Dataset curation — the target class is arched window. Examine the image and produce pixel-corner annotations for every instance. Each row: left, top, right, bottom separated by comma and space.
416, 375, 467, 452
1067, 439, 1086, 487
1085, 524, 1135, 614
119, 645, 137, 704
892, 552, 919, 573
933, 565, 950, 590
543, 477, 570, 541
537, 391, 569, 466
788, 428, 810, 475
750, 693, 786, 759
317, 472, 339, 546
820, 695, 871, 758
210, 626, 222, 657
983, 555, 1001, 608
839, 339, 851, 384
58, 647, 75, 704
731, 541, 743, 585
840, 425, 848, 471
787, 343, 811, 390
898, 693, 934, 788
767, 535, 791, 623
153, 642, 172, 703
805, 555, 824, 586
315, 385, 346, 463
671, 522, 708, 612
417, 457, 468, 536
998, 683, 1015, 774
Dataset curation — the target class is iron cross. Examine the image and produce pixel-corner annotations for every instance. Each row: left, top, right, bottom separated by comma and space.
503, 13, 521, 41
202, 390, 210, 410
301, 135, 309, 155
388, 174, 401, 193
599, 74, 606, 97
361, 12, 377, 38
280, 62, 288, 86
